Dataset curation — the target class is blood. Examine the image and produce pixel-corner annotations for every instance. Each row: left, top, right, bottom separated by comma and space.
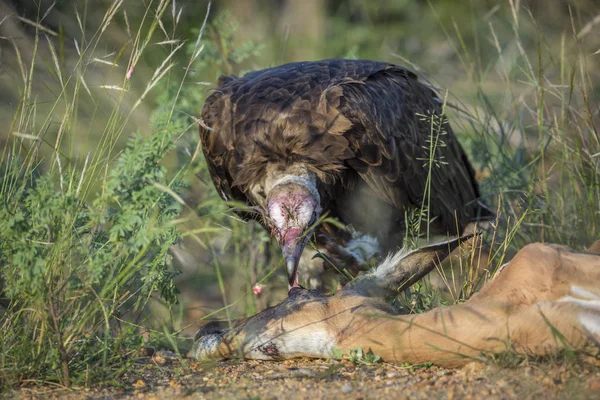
259, 342, 281, 358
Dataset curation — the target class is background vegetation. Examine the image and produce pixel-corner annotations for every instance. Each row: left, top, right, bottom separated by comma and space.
0, 0, 598, 390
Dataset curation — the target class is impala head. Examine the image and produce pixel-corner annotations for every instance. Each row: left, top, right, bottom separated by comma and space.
266, 175, 321, 289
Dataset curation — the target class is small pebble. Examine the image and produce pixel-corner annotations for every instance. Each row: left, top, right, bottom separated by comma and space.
341, 383, 353, 394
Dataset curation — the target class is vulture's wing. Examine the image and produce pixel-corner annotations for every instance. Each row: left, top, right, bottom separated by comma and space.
199, 76, 258, 219
336, 64, 487, 232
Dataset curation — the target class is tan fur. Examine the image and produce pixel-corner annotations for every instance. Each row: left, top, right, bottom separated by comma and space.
193, 241, 600, 366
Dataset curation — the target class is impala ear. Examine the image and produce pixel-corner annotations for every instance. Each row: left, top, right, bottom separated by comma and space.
349, 234, 474, 298
391, 234, 474, 290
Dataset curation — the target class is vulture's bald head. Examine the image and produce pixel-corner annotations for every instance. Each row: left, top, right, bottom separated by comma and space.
266, 175, 321, 289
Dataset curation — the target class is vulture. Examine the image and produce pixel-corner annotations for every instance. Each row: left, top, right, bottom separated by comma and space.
199, 59, 491, 291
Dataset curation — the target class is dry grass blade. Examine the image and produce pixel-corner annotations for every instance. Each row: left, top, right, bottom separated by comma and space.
45, 34, 64, 88
15, 15, 57, 36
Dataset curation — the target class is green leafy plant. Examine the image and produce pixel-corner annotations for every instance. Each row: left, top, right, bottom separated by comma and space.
0, 128, 184, 387
332, 346, 382, 365
0, 0, 194, 389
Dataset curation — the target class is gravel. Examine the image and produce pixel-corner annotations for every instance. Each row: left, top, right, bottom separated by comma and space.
12, 353, 600, 399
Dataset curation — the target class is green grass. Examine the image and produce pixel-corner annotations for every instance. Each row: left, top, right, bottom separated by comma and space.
0, 0, 196, 388
0, 0, 599, 392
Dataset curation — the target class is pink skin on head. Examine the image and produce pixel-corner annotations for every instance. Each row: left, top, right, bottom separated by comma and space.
266, 184, 319, 290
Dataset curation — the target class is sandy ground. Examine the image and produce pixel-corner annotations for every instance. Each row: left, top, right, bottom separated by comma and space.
9, 353, 600, 400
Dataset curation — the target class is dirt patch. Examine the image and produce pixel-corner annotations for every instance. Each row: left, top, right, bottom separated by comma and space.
10, 354, 600, 399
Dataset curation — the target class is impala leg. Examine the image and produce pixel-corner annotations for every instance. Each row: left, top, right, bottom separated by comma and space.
507, 296, 600, 356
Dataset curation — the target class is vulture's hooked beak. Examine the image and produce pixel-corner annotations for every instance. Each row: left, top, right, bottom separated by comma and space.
279, 227, 306, 289
286, 257, 299, 287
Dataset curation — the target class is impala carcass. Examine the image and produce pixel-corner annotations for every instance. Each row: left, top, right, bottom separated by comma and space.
191, 237, 600, 366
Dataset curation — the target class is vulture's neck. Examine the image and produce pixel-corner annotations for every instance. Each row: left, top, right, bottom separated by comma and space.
259, 164, 321, 208
271, 175, 320, 207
